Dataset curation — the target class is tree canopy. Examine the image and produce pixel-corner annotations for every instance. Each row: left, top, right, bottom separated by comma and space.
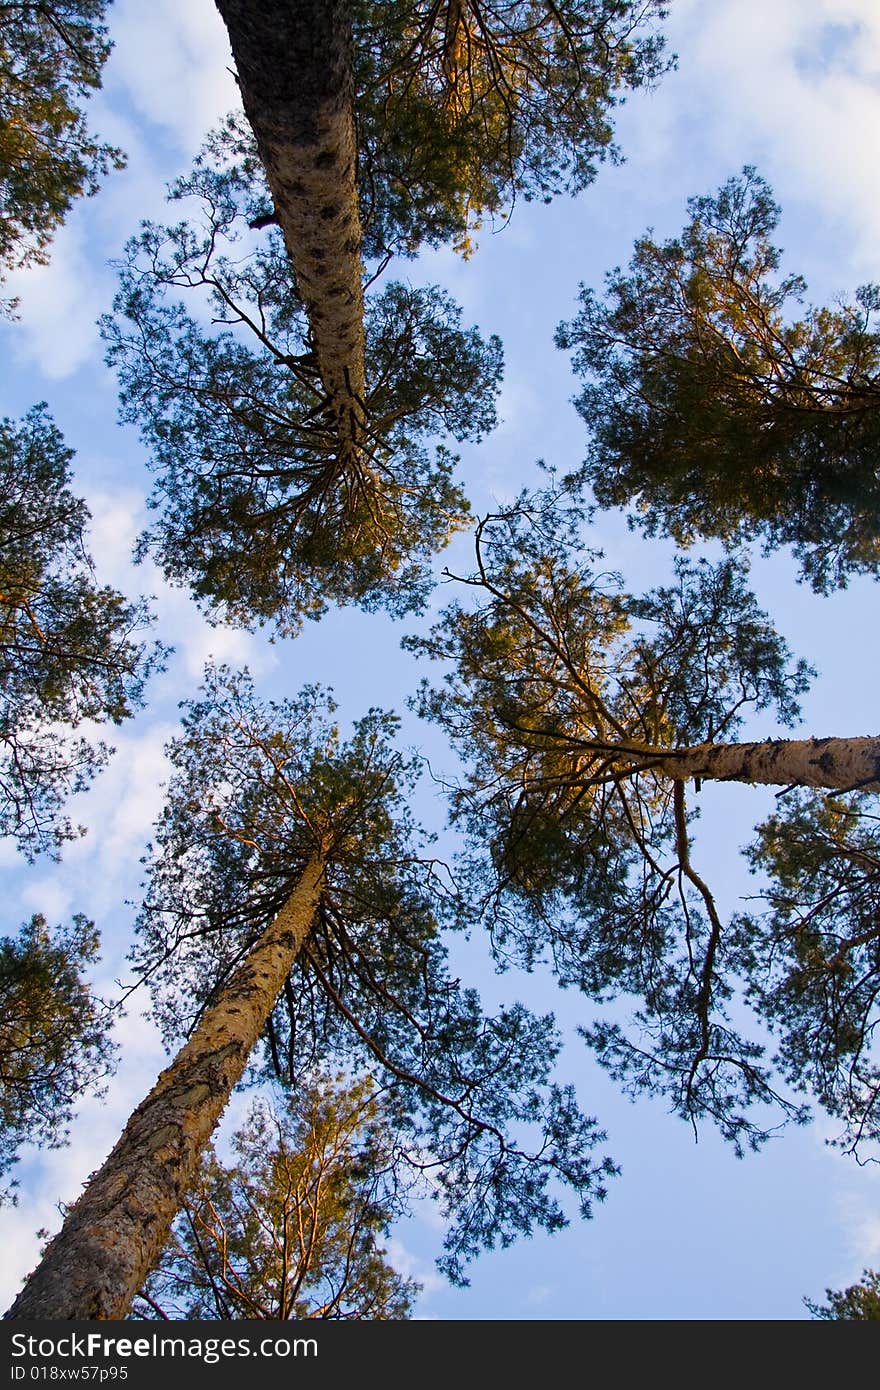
0, 0, 124, 312
354, 0, 671, 258
210, 1, 669, 469
0, 912, 115, 1201
0, 405, 166, 858
7, 664, 614, 1316
131, 664, 615, 1288
735, 790, 880, 1158
6, 0, 880, 1325
406, 490, 880, 1153
103, 126, 501, 634
137, 1076, 419, 1320
806, 1267, 880, 1320
557, 167, 880, 591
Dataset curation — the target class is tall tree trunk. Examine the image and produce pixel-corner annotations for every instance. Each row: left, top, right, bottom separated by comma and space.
5, 856, 326, 1321
215, 0, 366, 466
442, 0, 468, 106
635, 735, 880, 793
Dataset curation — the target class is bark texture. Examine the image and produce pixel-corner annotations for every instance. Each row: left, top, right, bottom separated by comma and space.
639, 735, 880, 792
215, 0, 366, 462
5, 857, 326, 1320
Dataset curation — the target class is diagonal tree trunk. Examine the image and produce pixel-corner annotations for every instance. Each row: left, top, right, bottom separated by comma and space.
4, 856, 326, 1320
215, 0, 366, 466
624, 734, 880, 793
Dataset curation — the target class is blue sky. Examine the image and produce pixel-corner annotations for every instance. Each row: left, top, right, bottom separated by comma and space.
2, 0, 880, 1320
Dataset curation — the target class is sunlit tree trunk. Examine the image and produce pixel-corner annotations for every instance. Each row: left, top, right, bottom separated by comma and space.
5, 856, 326, 1320
215, 0, 366, 465
442, 0, 467, 102
638, 735, 880, 793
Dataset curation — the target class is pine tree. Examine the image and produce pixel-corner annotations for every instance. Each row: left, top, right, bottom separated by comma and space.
214, 1, 368, 467
5, 664, 614, 1318
102, 126, 502, 634
211, 2, 669, 457
136, 1076, 419, 1320
355, 0, 671, 258
0, 913, 115, 1201
0, 405, 166, 858
736, 790, 880, 1157
557, 167, 880, 592
0, 0, 124, 312
806, 1268, 880, 1320
406, 488, 880, 1151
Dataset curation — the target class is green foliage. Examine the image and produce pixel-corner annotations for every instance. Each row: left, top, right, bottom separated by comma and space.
0, 913, 116, 1200
137, 1076, 419, 1319
408, 488, 810, 898
806, 1268, 880, 1320
736, 791, 880, 1155
407, 489, 816, 1151
0, 0, 124, 310
0, 406, 167, 857
102, 127, 502, 634
557, 167, 880, 591
132, 663, 616, 1285
355, 0, 671, 257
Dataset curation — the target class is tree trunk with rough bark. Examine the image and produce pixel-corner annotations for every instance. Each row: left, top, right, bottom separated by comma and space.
4, 856, 326, 1321
636, 735, 880, 792
442, 0, 467, 104
215, 0, 366, 466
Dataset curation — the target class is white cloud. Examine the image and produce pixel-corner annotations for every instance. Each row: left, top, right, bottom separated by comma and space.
0, 840, 20, 871
19, 876, 75, 926
5, 222, 106, 379
832, 1157, 880, 1266
106, 0, 238, 155
180, 619, 276, 682
384, 1237, 447, 1300
2, 0, 241, 365
148, 580, 279, 685
60, 720, 177, 889
525, 1283, 555, 1307
85, 489, 147, 583
644, 0, 880, 281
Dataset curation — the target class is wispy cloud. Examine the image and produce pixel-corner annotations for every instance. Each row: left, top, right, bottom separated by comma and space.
635, 0, 880, 281
106, 0, 238, 155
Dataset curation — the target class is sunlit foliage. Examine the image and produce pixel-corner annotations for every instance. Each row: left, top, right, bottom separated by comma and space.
137, 1076, 419, 1320
356, 0, 671, 257
558, 168, 880, 591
